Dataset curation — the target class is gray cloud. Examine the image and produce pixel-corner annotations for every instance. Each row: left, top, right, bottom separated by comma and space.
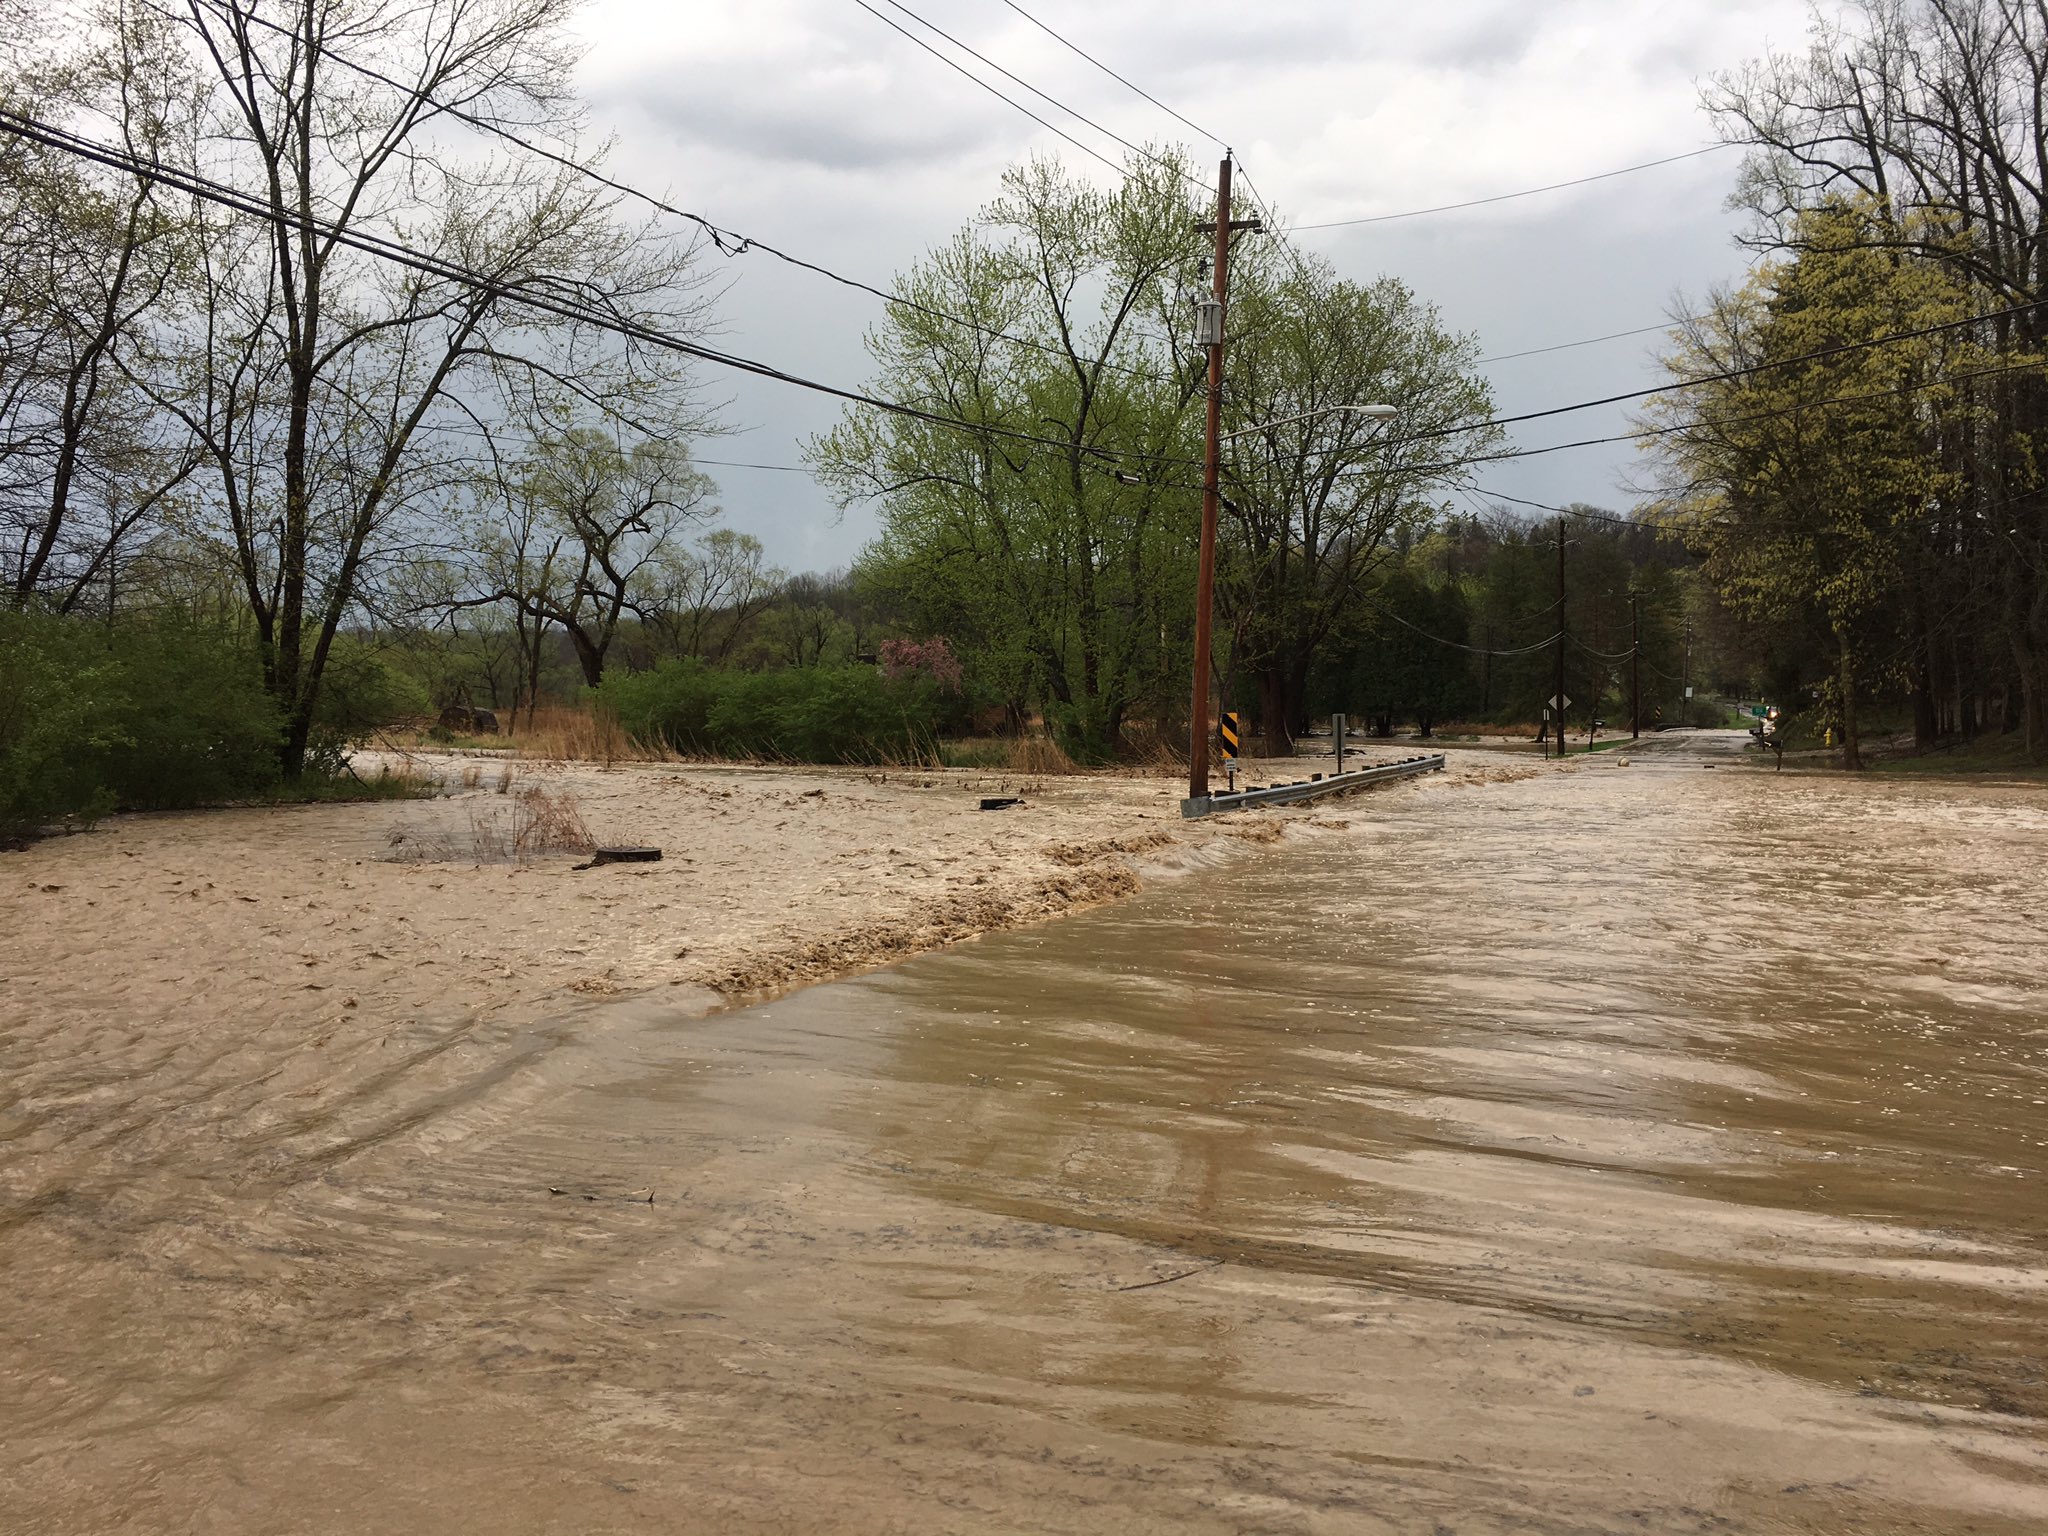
595, 70, 1012, 173
565, 0, 1818, 569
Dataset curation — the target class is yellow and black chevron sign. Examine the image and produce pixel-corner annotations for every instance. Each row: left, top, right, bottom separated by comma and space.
1218, 711, 1240, 761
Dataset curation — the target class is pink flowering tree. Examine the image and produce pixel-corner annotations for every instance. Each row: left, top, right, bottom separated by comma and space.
877, 636, 964, 693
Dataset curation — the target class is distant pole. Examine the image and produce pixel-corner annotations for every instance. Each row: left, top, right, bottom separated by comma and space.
1188, 154, 1234, 801
1681, 620, 1692, 727
1630, 595, 1640, 740
1481, 622, 1492, 715
1553, 516, 1567, 760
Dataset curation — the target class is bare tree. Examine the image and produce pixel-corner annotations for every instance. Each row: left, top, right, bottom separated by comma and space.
2, 1, 202, 612
648, 527, 781, 663
141, 0, 717, 773
466, 428, 718, 687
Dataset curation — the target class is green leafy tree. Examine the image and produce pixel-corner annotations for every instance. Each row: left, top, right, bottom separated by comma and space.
814, 151, 1206, 759
1711, 1, 2048, 757
1648, 200, 1985, 767
1218, 256, 1500, 751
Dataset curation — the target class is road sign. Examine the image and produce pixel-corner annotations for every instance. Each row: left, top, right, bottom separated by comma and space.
1218, 711, 1240, 762
1549, 694, 1572, 711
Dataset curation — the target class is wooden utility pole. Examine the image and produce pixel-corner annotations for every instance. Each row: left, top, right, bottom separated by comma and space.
1630, 594, 1640, 740
1188, 154, 1261, 801
1553, 517, 1567, 760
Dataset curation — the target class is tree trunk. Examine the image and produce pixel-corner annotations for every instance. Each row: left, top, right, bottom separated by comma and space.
568, 625, 605, 689
1837, 628, 1863, 771
1259, 669, 1294, 757
2014, 632, 2048, 764
1911, 635, 1937, 750
1285, 653, 1312, 743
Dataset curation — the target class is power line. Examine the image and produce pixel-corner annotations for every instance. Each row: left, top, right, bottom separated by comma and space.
248, 0, 1995, 468
431, 422, 817, 477
993, 0, 1227, 149
26, 69, 2042, 505
0, 106, 1205, 474
1399, 295, 2048, 450
1466, 487, 1644, 527
695, 457, 815, 474
1291, 145, 1736, 230
847, 0, 1131, 181
163, 0, 1173, 387
1572, 636, 1637, 662
1420, 353, 2048, 475
1366, 594, 1560, 656
987, 7, 1730, 262
1477, 322, 1675, 365
864, 0, 1204, 190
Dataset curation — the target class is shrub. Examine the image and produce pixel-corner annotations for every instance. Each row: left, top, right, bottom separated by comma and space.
0, 610, 128, 838
1, 609, 283, 839
100, 615, 283, 809
599, 659, 964, 763
306, 635, 432, 774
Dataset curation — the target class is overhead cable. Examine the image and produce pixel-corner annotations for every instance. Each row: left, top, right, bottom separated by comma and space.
217, 0, 2002, 463
1571, 636, 1637, 662
864, 0, 1205, 190
164, 0, 1173, 386
1412, 353, 2048, 475
0, 107, 1203, 473
848, 0, 1132, 181
1365, 595, 1561, 656
993, 0, 1227, 148
1292, 145, 1736, 230
1478, 322, 1677, 365
1398, 296, 2048, 448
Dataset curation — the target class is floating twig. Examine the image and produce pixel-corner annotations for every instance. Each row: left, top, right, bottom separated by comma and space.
1115, 1259, 1224, 1292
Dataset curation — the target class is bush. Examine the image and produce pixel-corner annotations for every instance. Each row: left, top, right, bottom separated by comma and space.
599, 659, 965, 763
0, 611, 128, 838
305, 635, 432, 775
101, 615, 284, 809
1, 609, 283, 839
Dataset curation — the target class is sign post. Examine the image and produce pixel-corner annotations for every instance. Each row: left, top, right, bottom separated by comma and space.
1219, 711, 1240, 791
1332, 712, 1346, 775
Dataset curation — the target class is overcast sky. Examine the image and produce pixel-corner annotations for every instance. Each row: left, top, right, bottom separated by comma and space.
567, 0, 1817, 572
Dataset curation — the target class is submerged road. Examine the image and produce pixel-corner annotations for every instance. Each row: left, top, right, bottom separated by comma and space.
3, 739, 2045, 1533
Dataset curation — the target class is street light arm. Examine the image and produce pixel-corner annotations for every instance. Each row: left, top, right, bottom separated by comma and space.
1217, 403, 1399, 442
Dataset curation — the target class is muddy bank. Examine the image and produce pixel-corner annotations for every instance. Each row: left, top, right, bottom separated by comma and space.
0, 748, 1510, 1031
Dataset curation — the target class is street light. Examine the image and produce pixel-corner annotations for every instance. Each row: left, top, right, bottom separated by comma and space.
1186, 401, 1401, 807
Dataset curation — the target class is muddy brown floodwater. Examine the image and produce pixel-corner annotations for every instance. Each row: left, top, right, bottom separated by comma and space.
3, 734, 2046, 1534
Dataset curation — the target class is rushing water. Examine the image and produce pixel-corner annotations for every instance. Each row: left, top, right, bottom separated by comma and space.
4, 739, 2046, 1533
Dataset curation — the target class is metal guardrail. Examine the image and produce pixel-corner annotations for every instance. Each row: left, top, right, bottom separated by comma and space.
1180, 754, 1446, 819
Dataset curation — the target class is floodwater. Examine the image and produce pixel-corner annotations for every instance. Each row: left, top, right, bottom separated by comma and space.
4, 736, 2046, 1534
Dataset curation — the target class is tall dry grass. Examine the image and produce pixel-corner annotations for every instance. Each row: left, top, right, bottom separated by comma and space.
508, 701, 673, 764
386, 782, 597, 864
1007, 734, 1079, 774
